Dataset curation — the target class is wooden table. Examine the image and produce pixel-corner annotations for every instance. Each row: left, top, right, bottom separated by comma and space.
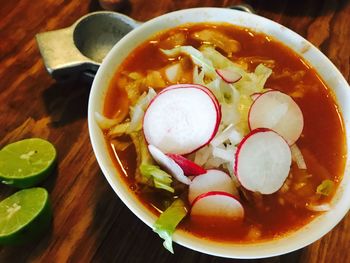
0, 0, 349, 262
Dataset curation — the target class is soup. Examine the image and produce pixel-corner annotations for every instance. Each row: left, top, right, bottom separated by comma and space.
97, 23, 345, 250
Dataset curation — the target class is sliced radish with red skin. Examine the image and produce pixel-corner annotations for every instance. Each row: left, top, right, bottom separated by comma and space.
167, 153, 206, 176
143, 84, 221, 154
234, 128, 292, 194
158, 84, 221, 119
148, 144, 191, 185
188, 169, 237, 203
215, 69, 242, 83
250, 89, 273, 101
248, 90, 304, 145
191, 191, 244, 220
250, 93, 261, 101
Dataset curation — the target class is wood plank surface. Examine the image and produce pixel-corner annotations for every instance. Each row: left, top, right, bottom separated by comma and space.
0, 0, 349, 262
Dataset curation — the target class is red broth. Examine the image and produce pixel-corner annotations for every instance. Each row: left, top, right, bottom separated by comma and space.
103, 23, 346, 242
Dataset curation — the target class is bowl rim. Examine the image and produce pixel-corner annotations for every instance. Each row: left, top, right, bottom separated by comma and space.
88, 7, 350, 259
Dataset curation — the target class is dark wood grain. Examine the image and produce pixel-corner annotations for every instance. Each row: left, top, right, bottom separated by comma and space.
0, 0, 349, 262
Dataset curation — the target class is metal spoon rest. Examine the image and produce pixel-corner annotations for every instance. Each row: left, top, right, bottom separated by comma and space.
36, 5, 254, 81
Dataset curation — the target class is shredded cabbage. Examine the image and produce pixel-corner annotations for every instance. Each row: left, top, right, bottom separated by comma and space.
291, 144, 307, 170
192, 30, 241, 55
145, 71, 166, 88
96, 88, 156, 137
235, 64, 272, 96
153, 199, 187, 253
127, 72, 143, 80
200, 45, 247, 74
306, 203, 331, 212
140, 164, 174, 193
128, 88, 156, 133
129, 131, 175, 192
125, 79, 142, 105
165, 63, 181, 82
161, 46, 216, 78
316, 179, 334, 196
130, 131, 153, 185
94, 112, 121, 130
108, 122, 130, 138
178, 44, 274, 174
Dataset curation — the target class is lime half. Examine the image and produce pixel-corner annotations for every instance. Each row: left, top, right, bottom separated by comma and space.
0, 138, 57, 188
0, 187, 52, 245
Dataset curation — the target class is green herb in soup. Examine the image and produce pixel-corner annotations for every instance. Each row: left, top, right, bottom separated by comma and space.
96, 23, 345, 253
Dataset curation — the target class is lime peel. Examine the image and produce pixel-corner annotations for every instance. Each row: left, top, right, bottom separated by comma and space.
0, 187, 52, 245
0, 138, 57, 188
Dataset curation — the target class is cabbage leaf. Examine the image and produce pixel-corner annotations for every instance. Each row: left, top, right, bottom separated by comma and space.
316, 179, 334, 196
129, 131, 174, 193
153, 199, 187, 253
161, 46, 216, 78
140, 164, 174, 193
127, 88, 156, 133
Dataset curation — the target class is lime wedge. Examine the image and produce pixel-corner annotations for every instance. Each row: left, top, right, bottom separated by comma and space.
0, 138, 57, 188
0, 187, 52, 245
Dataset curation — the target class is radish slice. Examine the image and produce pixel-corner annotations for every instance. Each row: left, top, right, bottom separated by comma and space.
188, 169, 237, 203
248, 90, 304, 145
158, 84, 221, 120
148, 145, 191, 185
167, 154, 206, 176
234, 128, 292, 194
250, 89, 273, 101
216, 69, 242, 83
191, 191, 244, 220
143, 84, 221, 154
250, 93, 261, 101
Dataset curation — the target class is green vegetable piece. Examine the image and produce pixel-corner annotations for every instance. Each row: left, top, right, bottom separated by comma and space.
200, 45, 246, 75
316, 179, 335, 196
140, 164, 174, 193
130, 131, 174, 192
129, 132, 153, 185
153, 199, 187, 253
0, 138, 57, 188
108, 122, 130, 138
0, 187, 52, 245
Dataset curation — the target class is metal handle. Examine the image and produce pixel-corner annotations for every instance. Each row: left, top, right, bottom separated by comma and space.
36, 6, 255, 81
36, 11, 140, 81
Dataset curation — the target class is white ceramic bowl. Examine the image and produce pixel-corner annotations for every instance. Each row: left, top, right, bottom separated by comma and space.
88, 7, 350, 259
